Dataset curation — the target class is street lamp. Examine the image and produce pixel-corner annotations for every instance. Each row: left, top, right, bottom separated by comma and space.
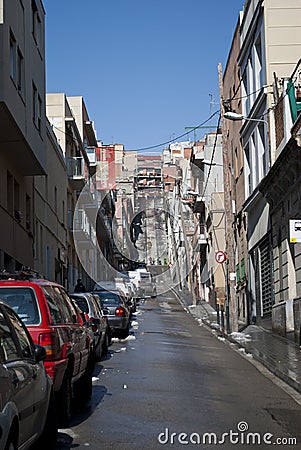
202, 159, 223, 167
224, 111, 267, 125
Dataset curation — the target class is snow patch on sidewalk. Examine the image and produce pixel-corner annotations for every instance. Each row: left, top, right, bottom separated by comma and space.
231, 332, 252, 343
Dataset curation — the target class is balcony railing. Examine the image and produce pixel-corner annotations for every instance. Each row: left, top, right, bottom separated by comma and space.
67, 157, 86, 190
68, 209, 95, 249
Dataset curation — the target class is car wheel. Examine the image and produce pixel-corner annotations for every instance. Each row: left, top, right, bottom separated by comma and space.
101, 333, 109, 356
94, 341, 102, 362
5, 432, 17, 450
74, 360, 93, 404
118, 325, 130, 339
57, 368, 72, 427
36, 396, 58, 449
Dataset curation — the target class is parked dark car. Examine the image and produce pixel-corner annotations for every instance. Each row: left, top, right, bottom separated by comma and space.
0, 300, 57, 450
94, 279, 136, 314
93, 290, 131, 339
0, 272, 93, 427
69, 292, 110, 361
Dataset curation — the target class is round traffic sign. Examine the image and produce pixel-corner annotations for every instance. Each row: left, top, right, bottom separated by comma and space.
215, 250, 226, 264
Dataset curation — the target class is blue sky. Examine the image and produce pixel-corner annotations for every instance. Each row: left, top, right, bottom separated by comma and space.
43, 0, 244, 153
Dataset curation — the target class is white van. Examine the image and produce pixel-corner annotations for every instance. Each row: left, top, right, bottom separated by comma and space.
128, 270, 157, 298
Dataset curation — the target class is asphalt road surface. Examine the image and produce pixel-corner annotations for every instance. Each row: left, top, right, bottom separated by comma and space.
55, 290, 301, 449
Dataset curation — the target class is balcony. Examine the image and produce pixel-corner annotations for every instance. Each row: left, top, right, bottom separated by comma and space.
67, 157, 86, 190
69, 209, 95, 249
85, 146, 97, 176
78, 184, 98, 221
84, 195, 98, 221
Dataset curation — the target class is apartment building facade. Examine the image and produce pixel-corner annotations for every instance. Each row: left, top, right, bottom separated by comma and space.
33, 121, 68, 284
0, 0, 47, 272
223, 0, 301, 339
189, 133, 225, 309
259, 67, 301, 343
222, 17, 249, 325
46, 93, 97, 290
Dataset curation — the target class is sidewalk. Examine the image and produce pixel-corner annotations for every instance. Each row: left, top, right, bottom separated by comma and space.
172, 287, 301, 395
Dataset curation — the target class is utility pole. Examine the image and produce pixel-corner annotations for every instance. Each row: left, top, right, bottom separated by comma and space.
218, 62, 238, 333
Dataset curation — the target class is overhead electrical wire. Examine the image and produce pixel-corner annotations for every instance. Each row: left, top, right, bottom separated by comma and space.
134, 110, 220, 152
49, 56, 301, 155
50, 109, 221, 154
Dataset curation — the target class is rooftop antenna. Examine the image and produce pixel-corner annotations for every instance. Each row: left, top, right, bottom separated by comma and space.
209, 93, 219, 114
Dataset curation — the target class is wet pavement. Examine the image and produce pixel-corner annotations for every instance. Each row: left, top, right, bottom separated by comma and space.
172, 287, 301, 395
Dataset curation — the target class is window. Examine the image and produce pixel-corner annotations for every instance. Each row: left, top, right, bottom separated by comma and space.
255, 35, 263, 88
40, 224, 43, 262
9, 30, 24, 96
14, 180, 20, 221
59, 289, 78, 323
0, 313, 19, 362
9, 31, 16, 81
258, 122, 268, 176
244, 143, 251, 196
42, 286, 62, 325
26, 194, 31, 230
32, 0, 41, 47
7, 171, 13, 214
32, 82, 42, 132
17, 48, 24, 95
53, 287, 74, 324
37, 94, 42, 131
5, 307, 34, 359
32, 82, 37, 123
35, 219, 39, 260
0, 287, 39, 325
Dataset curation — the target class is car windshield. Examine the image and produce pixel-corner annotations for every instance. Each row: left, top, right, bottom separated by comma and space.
0, 287, 39, 324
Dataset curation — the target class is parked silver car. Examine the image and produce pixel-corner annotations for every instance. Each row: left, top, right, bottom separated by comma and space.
93, 291, 131, 339
0, 301, 57, 450
69, 292, 111, 361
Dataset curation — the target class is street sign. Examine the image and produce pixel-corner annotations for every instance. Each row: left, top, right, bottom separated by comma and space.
289, 219, 301, 243
215, 250, 226, 264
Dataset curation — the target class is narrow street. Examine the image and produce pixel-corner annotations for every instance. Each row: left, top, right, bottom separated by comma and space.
56, 289, 301, 449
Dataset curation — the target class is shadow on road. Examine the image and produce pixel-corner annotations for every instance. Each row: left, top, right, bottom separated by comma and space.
55, 355, 113, 449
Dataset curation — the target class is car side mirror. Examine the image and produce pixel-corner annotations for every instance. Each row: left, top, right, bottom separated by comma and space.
102, 308, 109, 316
35, 344, 47, 362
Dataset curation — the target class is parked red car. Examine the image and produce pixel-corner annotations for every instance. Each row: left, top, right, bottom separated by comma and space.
0, 300, 57, 450
0, 271, 93, 426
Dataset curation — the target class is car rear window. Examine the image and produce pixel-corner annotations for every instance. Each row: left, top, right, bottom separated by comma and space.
0, 287, 39, 325
96, 293, 121, 305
